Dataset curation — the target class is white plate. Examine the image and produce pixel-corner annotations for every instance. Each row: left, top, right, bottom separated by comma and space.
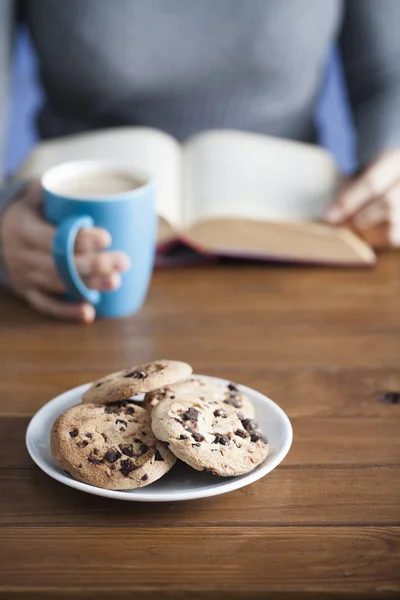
26, 375, 292, 502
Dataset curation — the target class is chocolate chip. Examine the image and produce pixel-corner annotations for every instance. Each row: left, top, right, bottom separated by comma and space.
235, 429, 249, 438
120, 458, 136, 476
185, 427, 194, 433
242, 419, 258, 432
95, 382, 103, 388
105, 449, 122, 463
93, 448, 99, 455
125, 407, 135, 415
170, 395, 175, 399
104, 401, 127, 414
140, 431, 147, 437
192, 431, 204, 443
116, 419, 127, 427
140, 444, 149, 455
119, 444, 134, 457
124, 369, 147, 379
85, 433, 93, 439
154, 449, 164, 461
192, 443, 201, 447
141, 474, 149, 481
237, 412, 245, 421
251, 433, 268, 444
88, 457, 103, 465
134, 438, 142, 444
77, 440, 89, 448
110, 464, 116, 471
379, 392, 400, 404
174, 418, 184, 425
228, 382, 238, 392
224, 397, 242, 408
214, 409, 228, 418
69, 429, 79, 438
179, 434, 188, 440
213, 434, 230, 445
182, 407, 200, 422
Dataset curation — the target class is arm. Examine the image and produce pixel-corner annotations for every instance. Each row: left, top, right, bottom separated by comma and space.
0, 0, 28, 287
0, 7, 130, 320
325, 0, 400, 248
339, 0, 400, 168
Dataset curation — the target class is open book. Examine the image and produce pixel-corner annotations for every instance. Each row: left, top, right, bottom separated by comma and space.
15, 127, 375, 267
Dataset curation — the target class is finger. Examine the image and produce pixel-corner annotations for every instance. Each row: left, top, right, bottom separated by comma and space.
326, 152, 400, 224
28, 252, 123, 293
84, 271, 122, 291
385, 183, 400, 246
21, 186, 55, 253
75, 251, 131, 277
352, 198, 389, 230
350, 223, 391, 250
25, 179, 43, 209
25, 289, 96, 323
26, 251, 66, 294
26, 219, 55, 254
75, 228, 112, 253
351, 182, 400, 247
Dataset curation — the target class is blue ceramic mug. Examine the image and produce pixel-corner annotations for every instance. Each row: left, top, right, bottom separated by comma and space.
42, 161, 157, 318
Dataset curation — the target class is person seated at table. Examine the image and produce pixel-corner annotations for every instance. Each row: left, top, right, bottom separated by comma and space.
1, 0, 400, 323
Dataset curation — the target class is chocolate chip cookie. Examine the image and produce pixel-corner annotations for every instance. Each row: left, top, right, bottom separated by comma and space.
51, 402, 176, 490
151, 396, 268, 477
144, 377, 255, 417
83, 359, 192, 405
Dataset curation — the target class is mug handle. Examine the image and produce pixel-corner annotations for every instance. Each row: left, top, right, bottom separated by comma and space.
53, 215, 101, 305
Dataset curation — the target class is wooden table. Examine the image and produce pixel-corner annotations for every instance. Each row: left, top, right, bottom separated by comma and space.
0, 254, 399, 599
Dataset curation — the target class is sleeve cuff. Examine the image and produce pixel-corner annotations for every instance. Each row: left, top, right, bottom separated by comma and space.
354, 86, 400, 168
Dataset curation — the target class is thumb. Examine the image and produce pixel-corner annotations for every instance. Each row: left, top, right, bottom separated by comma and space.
25, 179, 44, 210
325, 151, 400, 224
24, 180, 56, 254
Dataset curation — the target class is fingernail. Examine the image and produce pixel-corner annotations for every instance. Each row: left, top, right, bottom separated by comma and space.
325, 206, 342, 224
94, 231, 112, 249
113, 255, 131, 272
108, 272, 122, 290
82, 304, 96, 324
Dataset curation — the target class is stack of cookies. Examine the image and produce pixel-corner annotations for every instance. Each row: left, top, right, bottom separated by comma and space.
51, 359, 268, 491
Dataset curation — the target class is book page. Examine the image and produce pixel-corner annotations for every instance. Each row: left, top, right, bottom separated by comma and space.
182, 130, 341, 227
15, 127, 183, 229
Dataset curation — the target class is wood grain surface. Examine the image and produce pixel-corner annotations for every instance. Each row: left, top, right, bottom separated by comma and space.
1, 255, 400, 598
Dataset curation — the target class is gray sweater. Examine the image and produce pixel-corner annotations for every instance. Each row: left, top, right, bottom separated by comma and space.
1, 0, 400, 283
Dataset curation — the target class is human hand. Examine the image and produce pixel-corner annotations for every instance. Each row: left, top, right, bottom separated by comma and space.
0, 180, 130, 322
325, 149, 400, 248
